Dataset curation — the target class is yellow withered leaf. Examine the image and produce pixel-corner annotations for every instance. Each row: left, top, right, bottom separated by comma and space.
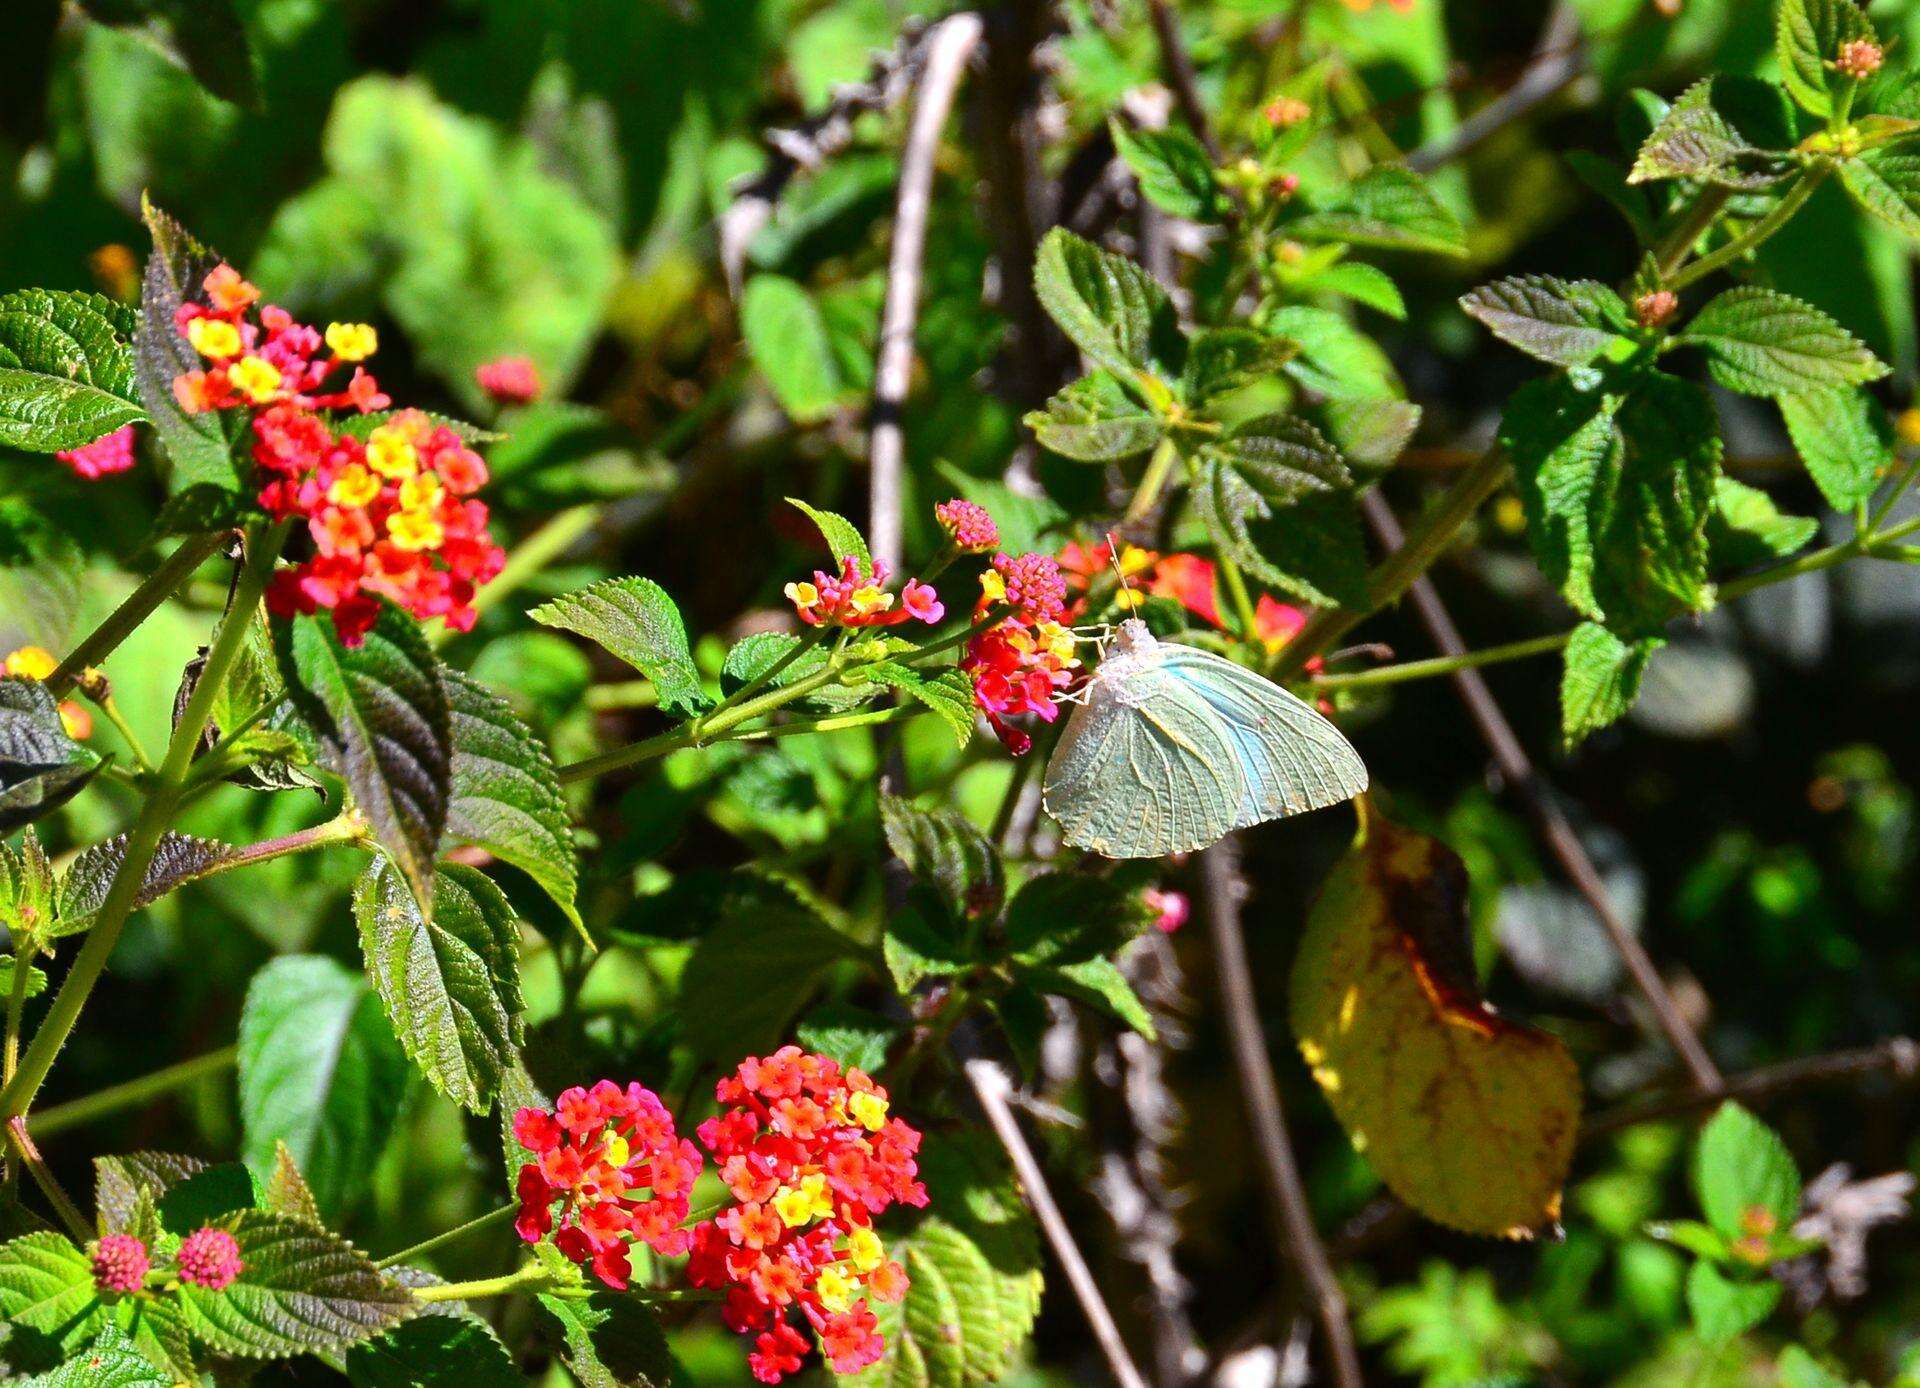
1289, 800, 1581, 1237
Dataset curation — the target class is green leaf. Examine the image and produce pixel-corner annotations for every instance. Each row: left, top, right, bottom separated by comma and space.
786, 497, 873, 571
1303, 261, 1406, 319
741, 274, 853, 423
51, 830, 239, 937
720, 632, 872, 715
353, 859, 524, 1112
1181, 328, 1293, 406
1778, 1346, 1856, 1388
346, 1316, 522, 1387
1685, 1259, 1781, 1343
1708, 477, 1819, 568
1779, 383, 1892, 511
859, 665, 976, 749
1023, 372, 1162, 462
1681, 287, 1888, 395
151, 483, 255, 538
880, 793, 1004, 920
1627, 77, 1795, 188
1192, 414, 1365, 608
1560, 623, 1662, 748
239, 956, 410, 1222
263, 1143, 324, 1227
1263, 305, 1400, 399
0, 830, 53, 941
278, 606, 452, 912
530, 576, 710, 720
1037, 955, 1156, 1038
0, 290, 143, 454
73, 0, 262, 109
796, 1003, 899, 1073
175, 1211, 414, 1359
537, 1291, 669, 1388
1777, 0, 1874, 118
1838, 147, 1920, 239
1109, 119, 1219, 221
1032, 228, 1171, 379
156, 1162, 258, 1235
0, 1233, 105, 1359
679, 873, 865, 1061
17, 1325, 169, 1388
883, 889, 975, 994
1693, 1102, 1802, 1240
1291, 165, 1466, 255
845, 1132, 1043, 1388
1003, 872, 1152, 968
94, 1153, 206, 1236
1646, 1217, 1732, 1260
1459, 276, 1632, 369
443, 668, 580, 932
0, 678, 102, 835
135, 199, 242, 492
0, 957, 46, 1001
1322, 397, 1421, 475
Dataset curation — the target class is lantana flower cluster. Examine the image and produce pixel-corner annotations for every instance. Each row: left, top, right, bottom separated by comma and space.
963, 552, 1082, 755
512, 1080, 703, 1291
690, 1047, 925, 1382
168, 263, 504, 644
785, 557, 943, 629
89, 1225, 242, 1295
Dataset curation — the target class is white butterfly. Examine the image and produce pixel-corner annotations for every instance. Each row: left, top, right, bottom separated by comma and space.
1042, 618, 1368, 858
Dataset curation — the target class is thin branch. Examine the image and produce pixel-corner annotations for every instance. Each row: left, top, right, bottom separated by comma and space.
1144, 0, 1220, 159
1355, 489, 1723, 1092
869, 12, 985, 571
29, 1046, 238, 1138
1199, 840, 1364, 1388
965, 1059, 1153, 1388
1407, 3, 1584, 173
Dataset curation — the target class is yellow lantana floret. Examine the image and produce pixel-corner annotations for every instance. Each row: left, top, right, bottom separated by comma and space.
187, 318, 242, 360
603, 1132, 631, 1169
771, 1173, 833, 1228
366, 428, 419, 480
845, 1225, 884, 1274
324, 322, 379, 362
815, 1266, 854, 1314
3, 646, 58, 680
228, 356, 282, 403
979, 569, 1007, 604
327, 464, 381, 509
848, 586, 893, 616
848, 1091, 888, 1131
399, 472, 443, 511
387, 509, 444, 552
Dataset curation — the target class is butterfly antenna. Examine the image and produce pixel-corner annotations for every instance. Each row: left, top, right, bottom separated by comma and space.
1104, 530, 1139, 608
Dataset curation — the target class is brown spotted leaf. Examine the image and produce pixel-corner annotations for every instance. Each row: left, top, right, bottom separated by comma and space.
1289, 802, 1580, 1237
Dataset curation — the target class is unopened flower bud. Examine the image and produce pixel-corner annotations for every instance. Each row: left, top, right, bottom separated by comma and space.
1635, 289, 1679, 329
1834, 39, 1884, 80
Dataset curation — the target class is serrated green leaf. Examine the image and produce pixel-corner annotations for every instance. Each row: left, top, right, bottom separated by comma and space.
1708, 476, 1819, 568
1779, 384, 1891, 510
787, 497, 873, 571
1304, 261, 1405, 319
1003, 872, 1152, 968
0, 830, 54, 940
1192, 414, 1365, 608
1033, 955, 1157, 1039
0, 957, 46, 1001
1560, 623, 1662, 748
0, 1232, 105, 1358
0, 677, 101, 834
1263, 304, 1399, 399
175, 1211, 414, 1359
861, 666, 975, 748
1109, 119, 1219, 221
1693, 1101, 1802, 1240
883, 887, 974, 995
1628, 77, 1795, 188
1839, 147, 1920, 239
742, 275, 852, 423
720, 632, 873, 715
0, 290, 143, 454
239, 956, 410, 1221
1032, 228, 1171, 380
532, 577, 709, 720
1685, 1259, 1781, 1343
880, 793, 1003, 920
1459, 276, 1631, 368
1290, 165, 1466, 255
94, 1153, 207, 1237
347, 1315, 522, 1387
51, 830, 240, 937
1023, 372, 1162, 462
1182, 328, 1293, 406
538, 1291, 669, 1388
796, 1003, 899, 1073
263, 1143, 324, 1227
443, 668, 579, 932
278, 606, 451, 912
135, 199, 243, 492
1682, 287, 1887, 395
17, 1324, 169, 1388
353, 859, 523, 1112
1778, 0, 1875, 118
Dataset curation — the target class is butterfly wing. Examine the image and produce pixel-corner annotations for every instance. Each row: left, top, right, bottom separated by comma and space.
1043, 664, 1244, 858
1159, 645, 1368, 828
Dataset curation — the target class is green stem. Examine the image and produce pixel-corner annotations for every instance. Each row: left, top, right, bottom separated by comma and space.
411, 1261, 552, 1304
1665, 163, 1830, 292
48, 533, 227, 698
585, 680, 659, 711
377, 1204, 517, 1270
0, 523, 287, 1123
6, 1119, 90, 1241
717, 626, 829, 713
901, 606, 1007, 669
1124, 438, 1181, 525
1868, 452, 1920, 532
1652, 185, 1735, 281
29, 1046, 237, 1138
1307, 630, 1573, 693
726, 705, 920, 742
1215, 550, 1262, 641
92, 695, 156, 775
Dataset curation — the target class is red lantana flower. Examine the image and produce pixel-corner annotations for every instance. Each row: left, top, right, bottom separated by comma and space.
56, 424, 136, 480
513, 1080, 703, 1291
689, 1046, 923, 1382
784, 557, 943, 629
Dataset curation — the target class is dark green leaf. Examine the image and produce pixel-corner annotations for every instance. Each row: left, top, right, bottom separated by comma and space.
1779, 384, 1891, 510
1290, 166, 1467, 255
156, 1163, 257, 1236
531, 577, 710, 720
94, 1153, 206, 1236
1459, 276, 1631, 369
1003, 872, 1153, 968
883, 889, 975, 995
1192, 415, 1365, 608
1032, 228, 1171, 379
1182, 328, 1293, 406
1023, 372, 1162, 462
1777, 0, 1875, 118
0, 290, 143, 454
1628, 77, 1795, 188
1032, 956, 1157, 1039
151, 484, 254, 538
1708, 477, 1820, 568
0, 678, 101, 834
239, 956, 410, 1221
135, 199, 243, 492
1682, 287, 1888, 394
786, 497, 873, 571
347, 1315, 522, 1387
537, 1291, 669, 1388
796, 1003, 899, 1073
174, 1211, 414, 1358
1109, 119, 1219, 221
353, 859, 524, 1112
51, 830, 239, 937
880, 793, 1004, 920
1839, 147, 1920, 239
74, 0, 262, 109
1560, 622, 1662, 748
443, 668, 579, 931
278, 606, 452, 912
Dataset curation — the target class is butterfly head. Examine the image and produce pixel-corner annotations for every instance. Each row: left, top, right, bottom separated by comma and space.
1113, 617, 1156, 654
